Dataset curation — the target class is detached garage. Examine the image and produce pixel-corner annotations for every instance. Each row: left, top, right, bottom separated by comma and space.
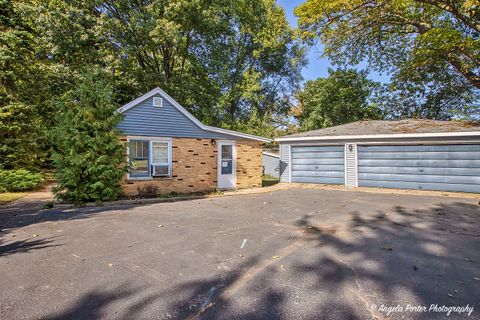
277, 120, 480, 193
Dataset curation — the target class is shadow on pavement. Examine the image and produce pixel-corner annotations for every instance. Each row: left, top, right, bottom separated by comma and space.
0, 237, 59, 257
20, 199, 480, 319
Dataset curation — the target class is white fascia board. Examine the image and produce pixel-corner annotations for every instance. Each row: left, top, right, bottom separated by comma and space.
275, 131, 480, 142
116, 87, 271, 143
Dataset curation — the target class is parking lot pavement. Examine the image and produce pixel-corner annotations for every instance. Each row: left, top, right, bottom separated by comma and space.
0, 188, 479, 319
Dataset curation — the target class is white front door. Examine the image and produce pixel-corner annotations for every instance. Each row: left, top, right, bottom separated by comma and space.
217, 141, 236, 189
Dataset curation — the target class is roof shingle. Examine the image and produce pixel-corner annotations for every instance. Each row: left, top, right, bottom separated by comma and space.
282, 119, 480, 138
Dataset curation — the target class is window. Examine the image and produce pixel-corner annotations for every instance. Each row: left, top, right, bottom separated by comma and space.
151, 141, 171, 176
153, 97, 163, 107
221, 145, 233, 175
129, 141, 149, 177
128, 139, 172, 178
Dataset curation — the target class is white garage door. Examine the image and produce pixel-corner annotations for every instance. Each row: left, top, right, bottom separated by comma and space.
358, 144, 480, 193
290, 146, 345, 184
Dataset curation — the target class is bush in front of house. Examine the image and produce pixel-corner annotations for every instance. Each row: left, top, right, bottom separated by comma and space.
52, 69, 126, 204
137, 184, 159, 198
0, 169, 44, 192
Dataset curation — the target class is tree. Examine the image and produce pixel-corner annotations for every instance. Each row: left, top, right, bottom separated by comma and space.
294, 69, 382, 131
96, 0, 305, 128
52, 70, 126, 204
1, 0, 304, 172
295, 0, 480, 119
0, 102, 47, 170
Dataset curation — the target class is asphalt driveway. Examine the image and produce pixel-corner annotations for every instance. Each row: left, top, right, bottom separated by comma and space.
0, 188, 479, 319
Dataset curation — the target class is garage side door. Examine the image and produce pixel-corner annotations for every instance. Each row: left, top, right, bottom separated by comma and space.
358, 144, 480, 193
291, 146, 344, 184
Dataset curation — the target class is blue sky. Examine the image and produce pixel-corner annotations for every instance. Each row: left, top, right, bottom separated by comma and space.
277, 0, 390, 84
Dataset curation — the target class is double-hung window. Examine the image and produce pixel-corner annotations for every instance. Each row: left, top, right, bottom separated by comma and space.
129, 140, 150, 177
128, 139, 172, 178
151, 141, 171, 176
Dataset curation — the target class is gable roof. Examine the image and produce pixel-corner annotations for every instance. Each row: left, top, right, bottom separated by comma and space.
117, 87, 271, 142
277, 119, 480, 142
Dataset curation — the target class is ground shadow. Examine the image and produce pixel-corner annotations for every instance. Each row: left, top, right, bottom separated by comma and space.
8, 197, 480, 319
0, 237, 59, 257
157, 200, 480, 319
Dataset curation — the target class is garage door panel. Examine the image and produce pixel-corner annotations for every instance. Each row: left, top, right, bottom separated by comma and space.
291, 176, 345, 184
358, 144, 480, 193
292, 146, 346, 153
360, 180, 480, 193
291, 146, 344, 185
360, 145, 480, 152
292, 158, 345, 165
359, 166, 480, 176
292, 164, 345, 171
360, 151, 480, 160
291, 151, 344, 159
358, 159, 480, 168
359, 173, 480, 185
292, 171, 344, 178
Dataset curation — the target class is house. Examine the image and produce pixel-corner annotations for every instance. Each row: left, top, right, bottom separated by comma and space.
276, 119, 480, 193
116, 88, 271, 196
262, 151, 280, 178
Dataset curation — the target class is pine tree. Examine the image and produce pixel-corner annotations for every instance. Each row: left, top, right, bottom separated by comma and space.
52, 70, 126, 204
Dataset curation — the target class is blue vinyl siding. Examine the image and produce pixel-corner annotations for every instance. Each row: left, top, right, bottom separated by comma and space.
358, 144, 480, 193
290, 146, 344, 184
117, 94, 236, 139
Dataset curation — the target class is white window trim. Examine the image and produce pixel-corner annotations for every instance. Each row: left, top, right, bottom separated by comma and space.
126, 136, 172, 180
153, 97, 163, 107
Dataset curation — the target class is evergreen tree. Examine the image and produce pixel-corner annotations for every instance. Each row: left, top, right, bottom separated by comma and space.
52, 70, 126, 204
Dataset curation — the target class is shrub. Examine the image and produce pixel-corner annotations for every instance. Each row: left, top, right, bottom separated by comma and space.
0, 169, 44, 192
137, 184, 159, 199
52, 70, 126, 204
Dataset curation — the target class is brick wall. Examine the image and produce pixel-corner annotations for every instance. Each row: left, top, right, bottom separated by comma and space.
236, 140, 263, 189
121, 137, 263, 196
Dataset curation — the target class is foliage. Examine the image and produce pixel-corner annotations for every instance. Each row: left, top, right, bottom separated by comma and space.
136, 184, 159, 199
0, 102, 48, 169
295, 0, 480, 119
0, 169, 44, 192
52, 70, 126, 204
1, 0, 305, 173
382, 67, 480, 119
294, 69, 383, 131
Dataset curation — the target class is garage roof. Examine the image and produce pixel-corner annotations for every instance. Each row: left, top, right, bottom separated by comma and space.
278, 119, 480, 141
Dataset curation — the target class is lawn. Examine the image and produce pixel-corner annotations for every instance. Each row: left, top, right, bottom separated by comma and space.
0, 192, 27, 205
262, 174, 280, 187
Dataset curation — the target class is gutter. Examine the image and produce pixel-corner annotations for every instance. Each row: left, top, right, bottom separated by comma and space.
275, 131, 480, 142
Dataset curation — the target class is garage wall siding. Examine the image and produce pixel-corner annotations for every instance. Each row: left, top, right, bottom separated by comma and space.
279, 144, 290, 182
358, 144, 480, 193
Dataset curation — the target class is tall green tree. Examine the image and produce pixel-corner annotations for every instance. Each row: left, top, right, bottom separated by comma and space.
96, 0, 305, 127
295, 69, 382, 130
295, 0, 480, 119
1, 0, 305, 173
52, 70, 126, 204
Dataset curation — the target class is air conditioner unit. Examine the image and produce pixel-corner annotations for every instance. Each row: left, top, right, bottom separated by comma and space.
151, 164, 169, 177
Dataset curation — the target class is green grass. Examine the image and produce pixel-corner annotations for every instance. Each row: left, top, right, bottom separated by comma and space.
262, 174, 280, 187
0, 192, 27, 205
